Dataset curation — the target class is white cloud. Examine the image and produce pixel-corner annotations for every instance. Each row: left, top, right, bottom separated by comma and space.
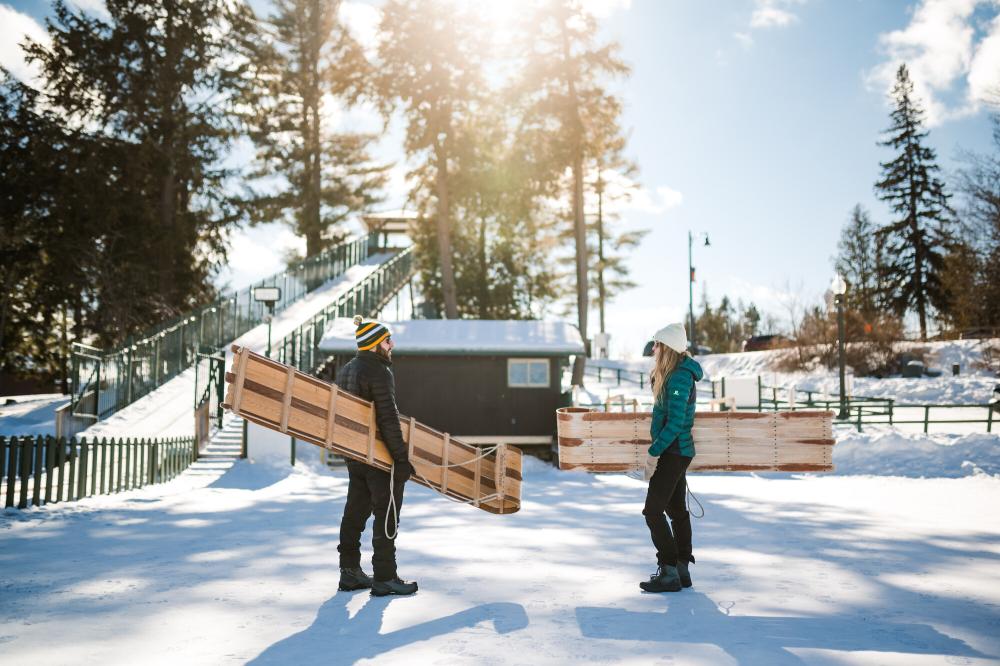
968, 12, 1000, 104
624, 184, 684, 215
68, 0, 109, 20
750, 5, 798, 29
867, 0, 1000, 126
0, 5, 49, 83
735, 0, 805, 48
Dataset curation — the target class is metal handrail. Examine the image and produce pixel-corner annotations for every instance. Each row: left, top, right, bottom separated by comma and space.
71, 233, 373, 421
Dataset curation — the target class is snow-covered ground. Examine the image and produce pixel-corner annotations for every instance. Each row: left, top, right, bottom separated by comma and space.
2, 434, 999, 665
0, 394, 70, 437
585, 338, 1000, 408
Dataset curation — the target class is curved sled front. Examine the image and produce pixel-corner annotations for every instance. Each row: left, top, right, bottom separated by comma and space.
223, 346, 521, 514
557, 407, 835, 473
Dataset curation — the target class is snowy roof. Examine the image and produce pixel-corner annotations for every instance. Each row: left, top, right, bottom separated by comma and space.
319, 318, 586, 357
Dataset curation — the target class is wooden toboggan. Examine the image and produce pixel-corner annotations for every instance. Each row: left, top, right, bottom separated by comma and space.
557, 407, 836, 472
222, 346, 522, 514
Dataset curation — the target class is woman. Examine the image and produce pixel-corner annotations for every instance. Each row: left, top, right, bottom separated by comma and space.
640, 323, 704, 593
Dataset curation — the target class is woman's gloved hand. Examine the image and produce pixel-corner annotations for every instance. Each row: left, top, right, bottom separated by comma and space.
643, 454, 658, 482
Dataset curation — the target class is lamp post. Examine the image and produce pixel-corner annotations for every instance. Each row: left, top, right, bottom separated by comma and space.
253, 287, 282, 358
688, 231, 710, 354
831, 274, 848, 420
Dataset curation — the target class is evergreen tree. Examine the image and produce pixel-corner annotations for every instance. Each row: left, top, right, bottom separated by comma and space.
375, 0, 486, 319
874, 64, 954, 340
834, 204, 881, 319
247, 0, 387, 257
519, 0, 630, 382
23, 0, 259, 331
588, 140, 648, 334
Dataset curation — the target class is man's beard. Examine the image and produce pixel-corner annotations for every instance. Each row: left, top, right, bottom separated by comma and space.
375, 345, 392, 361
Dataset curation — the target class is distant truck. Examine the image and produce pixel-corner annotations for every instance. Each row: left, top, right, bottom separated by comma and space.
741, 334, 793, 352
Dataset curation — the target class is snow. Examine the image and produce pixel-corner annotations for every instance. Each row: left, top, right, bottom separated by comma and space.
2, 447, 1000, 664
0, 394, 69, 438
67, 254, 396, 441
834, 428, 1000, 477
319, 318, 586, 356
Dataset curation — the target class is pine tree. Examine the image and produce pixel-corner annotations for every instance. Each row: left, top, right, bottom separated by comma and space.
519, 0, 630, 382
375, 0, 486, 319
23, 0, 259, 331
588, 134, 648, 334
247, 0, 387, 257
874, 64, 954, 340
834, 204, 881, 319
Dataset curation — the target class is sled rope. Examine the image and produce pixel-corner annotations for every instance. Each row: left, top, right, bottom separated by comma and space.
686, 484, 704, 519
385, 444, 503, 539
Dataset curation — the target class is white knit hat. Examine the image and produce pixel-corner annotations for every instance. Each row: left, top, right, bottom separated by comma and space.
653, 323, 688, 353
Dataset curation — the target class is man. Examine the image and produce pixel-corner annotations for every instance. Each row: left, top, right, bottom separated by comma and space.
336, 315, 418, 596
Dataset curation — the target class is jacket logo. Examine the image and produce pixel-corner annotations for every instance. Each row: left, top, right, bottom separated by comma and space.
673, 390, 681, 395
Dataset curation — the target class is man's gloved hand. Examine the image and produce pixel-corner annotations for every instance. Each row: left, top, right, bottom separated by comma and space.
393, 460, 414, 483
643, 454, 658, 482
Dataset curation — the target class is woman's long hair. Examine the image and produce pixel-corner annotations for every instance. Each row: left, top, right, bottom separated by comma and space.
650, 343, 687, 400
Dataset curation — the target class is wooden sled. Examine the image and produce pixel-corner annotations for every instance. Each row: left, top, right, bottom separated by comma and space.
557, 407, 835, 472
222, 346, 521, 514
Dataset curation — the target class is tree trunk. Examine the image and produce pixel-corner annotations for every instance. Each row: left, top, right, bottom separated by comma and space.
478, 212, 488, 319
562, 21, 588, 385
434, 142, 459, 319
304, 3, 323, 258
571, 149, 588, 384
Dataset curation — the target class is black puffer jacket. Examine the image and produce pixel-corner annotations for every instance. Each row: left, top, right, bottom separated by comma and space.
336, 351, 409, 466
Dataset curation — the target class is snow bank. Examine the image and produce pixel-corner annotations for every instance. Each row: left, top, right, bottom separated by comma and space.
832, 428, 1000, 478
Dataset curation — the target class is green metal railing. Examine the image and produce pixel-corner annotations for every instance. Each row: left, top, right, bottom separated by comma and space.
758, 383, 995, 433
271, 246, 415, 373
71, 234, 371, 421
1, 434, 196, 509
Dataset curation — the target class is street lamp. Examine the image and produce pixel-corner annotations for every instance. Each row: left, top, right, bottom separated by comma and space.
253, 287, 282, 358
688, 231, 710, 354
830, 274, 848, 420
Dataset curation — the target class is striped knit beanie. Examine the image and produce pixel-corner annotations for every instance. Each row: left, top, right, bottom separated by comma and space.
353, 314, 391, 351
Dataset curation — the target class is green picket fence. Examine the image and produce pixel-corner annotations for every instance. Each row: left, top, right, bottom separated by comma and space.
271, 246, 415, 373
1, 435, 196, 509
71, 234, 372, 421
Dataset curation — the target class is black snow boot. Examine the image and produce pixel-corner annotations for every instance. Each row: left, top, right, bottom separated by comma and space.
639, 565, 682, 593
371, 576, 418, 597
339, 567, 373, 591
676, 561, 692, 588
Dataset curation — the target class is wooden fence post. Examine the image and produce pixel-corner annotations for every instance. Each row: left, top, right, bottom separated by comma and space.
78, 438, 89, 499
68, 438, 78, 502
5, 437, 17, 508
32, 435, 44, 507
19, 437, 32, 509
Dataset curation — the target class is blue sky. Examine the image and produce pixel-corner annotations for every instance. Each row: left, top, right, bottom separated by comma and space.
3, 0, 998, 358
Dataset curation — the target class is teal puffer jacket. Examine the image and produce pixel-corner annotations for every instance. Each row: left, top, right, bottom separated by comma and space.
648, 356, 705, 458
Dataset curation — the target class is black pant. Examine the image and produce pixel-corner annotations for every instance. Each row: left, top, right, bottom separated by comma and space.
338, 461, 407, 581
642, 452, 693, 567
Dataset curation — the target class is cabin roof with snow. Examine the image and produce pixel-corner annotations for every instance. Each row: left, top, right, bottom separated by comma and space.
319, 318, 585, 357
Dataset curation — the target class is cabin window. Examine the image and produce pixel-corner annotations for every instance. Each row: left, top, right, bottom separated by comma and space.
508, 359, 549, 388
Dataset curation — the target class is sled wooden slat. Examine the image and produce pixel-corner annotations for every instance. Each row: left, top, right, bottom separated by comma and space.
556, 407, 835, 473
223, 346, 521, 514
